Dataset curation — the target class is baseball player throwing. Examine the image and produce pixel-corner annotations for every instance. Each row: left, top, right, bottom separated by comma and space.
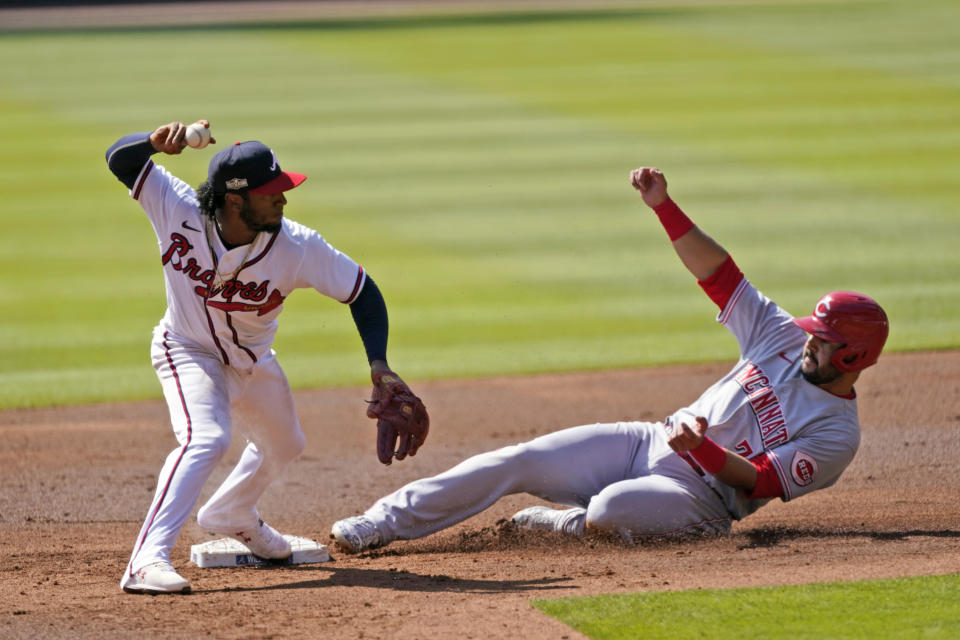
106, 120, 428, 594
331, 166, 888, 552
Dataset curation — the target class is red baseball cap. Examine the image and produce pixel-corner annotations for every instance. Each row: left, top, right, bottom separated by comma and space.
792, 291, 889, 372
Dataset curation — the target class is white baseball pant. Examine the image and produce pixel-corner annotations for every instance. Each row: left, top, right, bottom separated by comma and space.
120, 330, 304, 589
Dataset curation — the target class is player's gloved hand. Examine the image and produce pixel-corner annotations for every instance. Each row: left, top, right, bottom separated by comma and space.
367, 368, 429, 465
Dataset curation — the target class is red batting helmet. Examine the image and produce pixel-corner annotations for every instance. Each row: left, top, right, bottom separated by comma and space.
792, 292, 889, 372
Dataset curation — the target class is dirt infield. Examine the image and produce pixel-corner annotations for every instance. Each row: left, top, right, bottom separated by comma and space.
1, 350, 958, 639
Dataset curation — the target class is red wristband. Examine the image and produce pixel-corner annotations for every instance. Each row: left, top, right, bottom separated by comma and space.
652, 198, 695, 241
688, 436, 727, 474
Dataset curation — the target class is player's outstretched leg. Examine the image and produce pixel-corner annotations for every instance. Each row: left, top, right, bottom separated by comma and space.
332, 422, 649, 553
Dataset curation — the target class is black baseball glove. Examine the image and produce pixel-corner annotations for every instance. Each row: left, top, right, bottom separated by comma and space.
367, 369, 429, 465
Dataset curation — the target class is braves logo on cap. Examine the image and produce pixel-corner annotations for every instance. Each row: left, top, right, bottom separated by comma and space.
791, 451, 819, 486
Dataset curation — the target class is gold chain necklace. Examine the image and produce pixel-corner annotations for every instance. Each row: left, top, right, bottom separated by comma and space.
204, 215, 258, 295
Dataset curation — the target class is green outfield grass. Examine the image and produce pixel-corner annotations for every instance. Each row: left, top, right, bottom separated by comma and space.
1, 0, 958, 408
533, 573, 960, 640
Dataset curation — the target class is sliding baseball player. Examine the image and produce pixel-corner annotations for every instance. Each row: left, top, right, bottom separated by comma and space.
331, 166, 888, 552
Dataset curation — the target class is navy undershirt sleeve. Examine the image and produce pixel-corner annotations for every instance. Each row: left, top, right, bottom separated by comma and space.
106, 132, 155, 189
349, 276, 389, 364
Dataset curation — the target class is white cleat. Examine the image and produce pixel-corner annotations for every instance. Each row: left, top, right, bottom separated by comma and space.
223, 519, 292, 560
511, 506, 566, 532
331, 516, 384, 553
123, 561, 190, 595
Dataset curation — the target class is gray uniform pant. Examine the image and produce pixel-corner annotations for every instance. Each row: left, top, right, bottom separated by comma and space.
365, 421, 732, 542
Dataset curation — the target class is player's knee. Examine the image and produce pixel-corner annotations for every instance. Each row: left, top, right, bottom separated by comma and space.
191, 426, 231, 460
584, 489, 635, 533
264, 429, 306, 466
283, 430, 306, 462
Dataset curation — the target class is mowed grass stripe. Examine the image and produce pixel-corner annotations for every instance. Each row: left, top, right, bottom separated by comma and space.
292, 6, 960, 198
0, 2, 957, 407
532, 573, 960, 640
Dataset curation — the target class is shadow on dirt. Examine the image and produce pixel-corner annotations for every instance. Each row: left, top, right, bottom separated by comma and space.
198, 564, 575, 595
737, 526, 960, 549
321, 519, 960, 557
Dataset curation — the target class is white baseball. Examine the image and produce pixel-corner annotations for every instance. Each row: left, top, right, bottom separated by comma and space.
184, 123, 211, 149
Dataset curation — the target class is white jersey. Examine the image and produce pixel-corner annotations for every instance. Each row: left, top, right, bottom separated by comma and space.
669, 278, 860, 519
130, 159, 365, 366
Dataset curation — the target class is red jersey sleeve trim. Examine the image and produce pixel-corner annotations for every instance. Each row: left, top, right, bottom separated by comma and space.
746, 452, 785, 500
341, 266, 366, 304
697, 255, 744, 311
132, 159, 154, 201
